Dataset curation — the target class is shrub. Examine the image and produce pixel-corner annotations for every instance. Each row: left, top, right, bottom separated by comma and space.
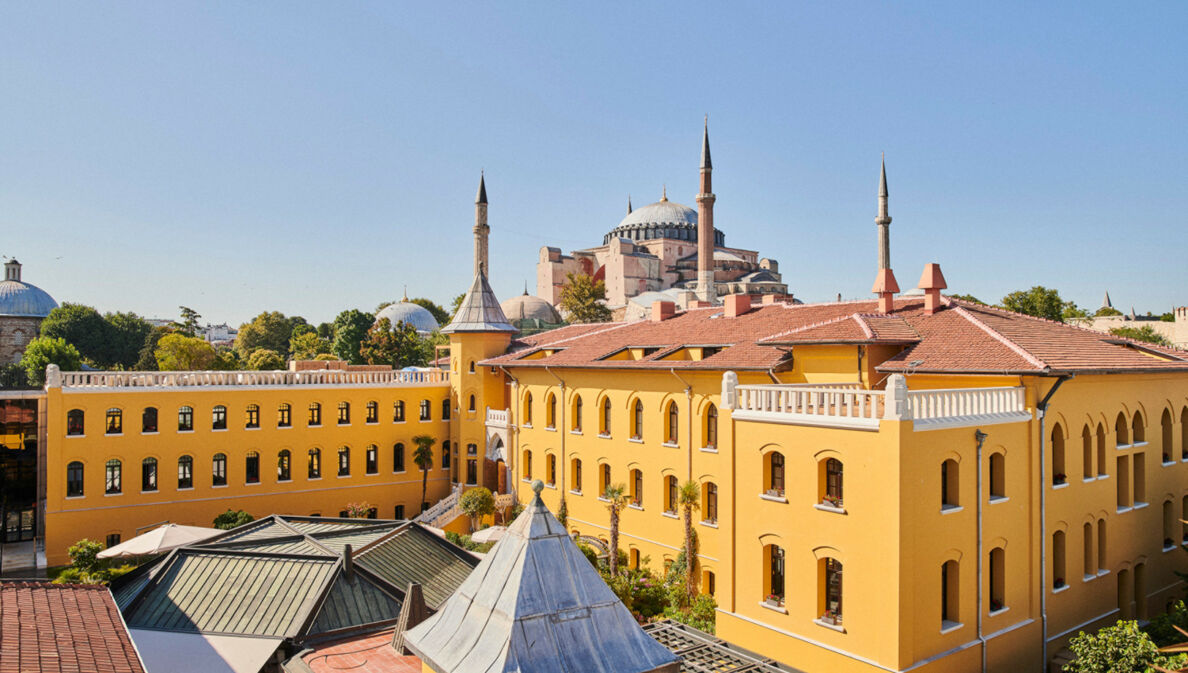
1064, 620, 1186, 672
213, 509, 254, 530
67, 539, 103, 574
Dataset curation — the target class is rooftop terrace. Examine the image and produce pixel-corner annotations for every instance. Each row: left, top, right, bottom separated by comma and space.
46, 366, 449, 390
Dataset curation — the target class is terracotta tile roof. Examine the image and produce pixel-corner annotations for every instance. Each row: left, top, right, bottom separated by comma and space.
295, 629, 422, 673
480, 296, 1188, 375
0, 581, 146, 673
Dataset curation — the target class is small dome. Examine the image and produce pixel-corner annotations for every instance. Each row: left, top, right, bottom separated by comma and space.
375, 301, 440, 335
0, 261, 57, 318
500, 293, 561, 325
603, 196, 724, 247
618, 199, 698, 228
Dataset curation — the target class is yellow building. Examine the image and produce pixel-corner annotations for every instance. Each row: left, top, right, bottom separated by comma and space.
41, 366, 453, 566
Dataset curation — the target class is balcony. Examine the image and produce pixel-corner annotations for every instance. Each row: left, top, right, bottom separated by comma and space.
49, 367, 449, 390
726, 374, 1029, 432
486, 407, 509, 429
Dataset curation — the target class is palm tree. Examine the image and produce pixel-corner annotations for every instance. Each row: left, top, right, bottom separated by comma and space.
678, 480, 701, 602
603, 483, 628, 576
412, 435, 436, 512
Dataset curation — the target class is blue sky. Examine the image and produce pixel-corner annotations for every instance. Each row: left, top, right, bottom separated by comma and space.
2, 2, 1185, 326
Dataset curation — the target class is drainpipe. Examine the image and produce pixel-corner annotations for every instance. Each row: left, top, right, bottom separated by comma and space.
498, 366, 520, 501
545, 366, 566, 504
1036, 374, 1072, 672
670, 368, 694, 480
974, 428, 988, 673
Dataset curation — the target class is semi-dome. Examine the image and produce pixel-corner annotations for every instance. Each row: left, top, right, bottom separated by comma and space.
501, 291, 562, 325
375, 300, 439, 335
603, 194, 724, 246
0, 260, 58, 318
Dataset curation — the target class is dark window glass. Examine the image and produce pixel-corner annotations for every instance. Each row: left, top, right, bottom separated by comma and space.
245, 452, 260, 484
601, 464, 611, 493
825, 558, 843, 621
178, 406, 193, 432
212, 453, 227, 486
633, 400, 643, 439
444, 398, 453, 419
366, 445, 378, 474
142, 458, 157, 491
66, 461, 84, 497
366, 401, 378, 423
770, 452, 785, 493
467, 443, 477, 456
547, 395, 556, 428
573, 459, 582, 491
177, 456, 193, 489
142, 407, 158, 433
667, 476, 677, 512
548, 455, 556, 485
667, 403, 678, 443
442, 441, 451, 469
633, 470, 643, 506
105, 459, 122, 494
394, 504, 405, 519
338, 447, 350, 476
393, 401, 405, 422
706, 483, 718, 522
106, 533, 121, 548
278, 403, 292, 427
394, 443, 405, 471
706, 405, 718, 449
67, 409, 84, 436
245, 404, 260, 429
467, 396, 475, 412
308, 448, 321, 479
770, 545, 785, 600
524, 393, 533, 425
826, 458, 844, 504
106, 409, 122, 435
338, 402, 350, 425
308, 403, 321, 426
467, 459, 477, 485
277, 450, 291, 481
212, 405, 227, 430
419, 400, 431, 421
602, 398, 611, 435
574, 396, 583, 431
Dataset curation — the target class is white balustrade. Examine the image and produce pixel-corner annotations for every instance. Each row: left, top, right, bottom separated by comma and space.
906, 387, 1028, 430
55, 368, 449, 389
486, 408, 509, 428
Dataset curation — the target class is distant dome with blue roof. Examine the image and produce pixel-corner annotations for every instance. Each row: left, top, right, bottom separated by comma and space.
375, 296, 440, 335
0, 260, 58, 318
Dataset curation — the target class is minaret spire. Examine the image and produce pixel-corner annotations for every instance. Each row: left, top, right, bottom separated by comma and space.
875, 154, 892, 271
627, 195, 632, 214
696, 117, 717, 304
473, 172, 490, 277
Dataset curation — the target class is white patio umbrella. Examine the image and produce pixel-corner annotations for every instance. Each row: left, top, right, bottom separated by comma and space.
469, 526, 507, 544
97, 523, 222, 559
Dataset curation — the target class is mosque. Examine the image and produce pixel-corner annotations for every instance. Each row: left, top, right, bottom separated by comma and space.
0, 259, 58, 364
537, 122, 787, 312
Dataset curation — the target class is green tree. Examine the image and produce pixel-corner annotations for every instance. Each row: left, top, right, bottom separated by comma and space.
678, 480, 701, 602
1063, 303, 1090, 321
603, 483, 629, 577
316, 322, 335, 340
39, 303, 114, 366
1160, 312, 1176, 323
0, 363, 28, 388
410, 298, 450, 326
234, 311, 293, 359
948, 294, 985, 305
20, 336, 81, 385
104, 312, 152, 369
67, 538, 104, 574
1096, 306, 1124, 317
1064, 620, 1186, 672
360, 318, 425, 368
1001, 286, 1067, 322
420, 330, 449, 367
1109, 325, 1172, 347
155, 333, 216, 370
287, 316, 312, 340
175, 306, 202, 337
459, 486, 496, 532
412, 435, 436, 511
211, 347, 241, 370
246, 348, 285, 370
450, 293, 466, 317
559, 272, 612, 323
212, 509, 254, 530
289, 331, 331, 360
331, 309, 375, 364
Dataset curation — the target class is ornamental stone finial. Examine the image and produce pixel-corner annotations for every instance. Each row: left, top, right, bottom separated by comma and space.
45, 364, 61, 388
721, 370, 738, 410
882, 374, 910, 421
531, 479, 545, 499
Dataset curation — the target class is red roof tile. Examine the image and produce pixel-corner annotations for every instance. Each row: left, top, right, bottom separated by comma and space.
0, 581, 146, 673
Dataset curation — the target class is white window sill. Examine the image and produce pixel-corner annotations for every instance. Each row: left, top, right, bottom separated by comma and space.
759, 601, 787, 614
1164, 544, 1177, 553
940, 620, 964, 634
178, 487, 194, 492
394, 470, 406, 474
545, 483, 556, 489
142, 431, 159, 436
66, 434, 85, 438
813, 618, 845, 633
700, 446, 718, 453
1133, 441, 1149, 447
598, 496, 609, 503
759, 493, 787, 503
65, 495, 84, 500
988, 606, 1010, 617
570, 430, 583, 435
1134, 501, 1149, 509
278, 425, 292, 430
212, 484, 228, 488
545, 426, 556, 432
245, 426, 260, 431
628, 504, 643, 511
628, 438, 644, 444
662, 442, 679, 448
278, 479, 292, 483
1052, 482, 1069, 490
246, 481, 262, 486
522, 478, 533, 483
941, 505, 963, 514
1082, 477, 1095, 483
178, 429, 194, 434
1083, 573, 1096, 583
989, 495, 1009, 504
419, 418, 431, 422
106, 433, 123, 437
522, 423, 532, 429
700, 520, 718, 528
141, 489, 158, 494
662, 510, 678, 519
308, 477, 322, 481
337, 474, 351, 479
1052, 584, 1069, 594
393, 420, 406, 424
308, 425, 322, 429
598, 433, 611, 439
212, 428, 228, 433
570, 489, 582, 496
366, 421, 378, 426
1116, 443, 1131, 450
1097, 568, 1110, 577
814, 503, 846, 515
1117, 506, 1133, 514
104, 492, 123, 497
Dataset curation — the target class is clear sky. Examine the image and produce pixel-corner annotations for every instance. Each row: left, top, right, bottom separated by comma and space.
2, 2, 1185, 326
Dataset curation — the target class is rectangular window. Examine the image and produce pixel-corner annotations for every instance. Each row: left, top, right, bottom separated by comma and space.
366, 401, 378, 424
106, 533, 121, 548
394, 444, 405, 472
309, 403, 322, 426
338, 402, 350, 425
178, 407, 193, 432
467, 459, 477, 485
366, 446, 378, 474
212, 406, 227, 430
394, 401, 405, 422
66, 462, 84, 497
419, 400, 431, 421
142, 407, 158, 433
105, 460, 122, 495
66, 410, 84, 436
442, 399, 451, 421
178, 458, 193, 489
338, 448, 350, 477
212, 454, 227, 487
442, 441, 451, 470
246, 405, 260, 429
395, 505, 405, 520
705, 484, 718, 523
105, 409, 122, 435
245, 453, 260, 484
278, 404, 292, 428
141, 460, 157, 492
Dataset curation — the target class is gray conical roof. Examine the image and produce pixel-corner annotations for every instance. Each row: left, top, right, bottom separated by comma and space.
443, 272, 517, 334
403, 483, 679, 673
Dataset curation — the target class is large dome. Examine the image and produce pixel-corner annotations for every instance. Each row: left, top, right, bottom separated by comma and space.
375, 301, 440, 335
603, 196, 724, 246
0, 261, 57, 318
501, 292, 562, 325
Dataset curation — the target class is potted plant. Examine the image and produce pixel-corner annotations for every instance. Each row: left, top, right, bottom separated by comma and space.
990, 598, 1004, 612
820, 608, 838, 625
1054, 577, 1066, 589
1053, 473, 1067, 485
765, 593, 782, 607
822, 494, 843, 508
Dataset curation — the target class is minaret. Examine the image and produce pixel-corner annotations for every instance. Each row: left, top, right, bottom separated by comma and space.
474, 172, 490, 277
876, 155, 891, 270
4, 259, 20, 282
696, 117, 717, 304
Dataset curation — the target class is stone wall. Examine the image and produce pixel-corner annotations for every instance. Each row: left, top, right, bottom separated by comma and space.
0, 316, 41, 365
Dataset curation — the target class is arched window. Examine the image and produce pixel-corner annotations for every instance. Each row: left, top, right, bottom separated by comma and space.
573, 395, 583, 432
766, 452, 785, 496
705, 404, 718, 450
989, 547, 1005, 612
1052, 424, 1066, 485
766, 544, 785, 605
105, 408, 122, 435
66, 461, 84, 497
1098, 518, 1107, 573
277, 450, 291, 481
66, 409, 84, 436
703, 482, 718, 523
178, 406, 193, 432
547, 454, 556, 486
1083, 522, 1094, 578
141, 457, 158, 492
941, 560, 959, 627
444, 398, 453, 419
601, 397, 612, 436
821, 558, 843, 624
1163, 500, 1175, 549
1116, 412, 1129, 447
308, 448, 322, 479
177, 455, 193, 489
822, 458, 843, 507
212, 405, 227, 430
941, 459, 959, 509
308, 402, 322, 426
142, 407, 158, 433
393, 400, 405, 422
468, 360, 475, 374
337, 446, 350, 476
337, 402, 350, 425
212, 453, 227, 486
468, 395, 475, 412
366, 445, 378, 474
600, 463, 611, 495
443, 441, 452, 469
632, 400, 644, 440
523, 392, 533, 425
1053, 530, 1067, 590
571, 458, 582, 492
547, 394, 557, 429
665, 475, 678, 513
278, 403, 292, 428
104, 459, 122, 494
419, 399, 430, 421
989, 452, 1005, 499
246, 404, 260, 429
1161, 409, 1173, 463
523, 450, 532, 480
1132, 411, 1145, 444
630, 469, 643, 506
1082, 426, 1093, 480
366, 401, 379, 424
245, 451, 260, 484
394, 443, 405, 472
1096, 424, 1107, 477
666, 402, 679, 444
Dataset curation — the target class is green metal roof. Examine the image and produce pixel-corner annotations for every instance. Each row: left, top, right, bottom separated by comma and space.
308, 526, 400, 554
355, 526, 477, 609
309, 572, 402, 635
210, 536, 330, 556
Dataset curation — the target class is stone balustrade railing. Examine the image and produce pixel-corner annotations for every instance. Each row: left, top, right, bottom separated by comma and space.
907, 387, 1029, 430
734, 384, 885, 430
486, 407, 509, 428
49, 367, 449, 389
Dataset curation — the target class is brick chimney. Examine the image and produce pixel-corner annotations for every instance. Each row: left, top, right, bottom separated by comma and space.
917, 263, 948, 315
724, 294, 752, 318
871, 268, 900, 314
651, 301, 676, 322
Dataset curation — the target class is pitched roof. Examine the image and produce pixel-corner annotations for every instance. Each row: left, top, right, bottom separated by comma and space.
481, 296, 1188, 375
643, 620, 806, 673
0, 581, 147, 673
443, 272, 517, 333
403, 482, 680, 673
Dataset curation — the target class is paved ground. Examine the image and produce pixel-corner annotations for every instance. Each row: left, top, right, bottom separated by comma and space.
0, 541, 40, 577
301, 629, 423, 673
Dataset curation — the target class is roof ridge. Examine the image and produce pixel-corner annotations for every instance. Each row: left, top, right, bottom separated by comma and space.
851, 314, 876, 339
539, 321, 629, 346
952, 306, 1050, 370
756, 313, 861, 341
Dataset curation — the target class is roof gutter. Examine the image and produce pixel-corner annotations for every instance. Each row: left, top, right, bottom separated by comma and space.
1036, 373, 1072, 672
